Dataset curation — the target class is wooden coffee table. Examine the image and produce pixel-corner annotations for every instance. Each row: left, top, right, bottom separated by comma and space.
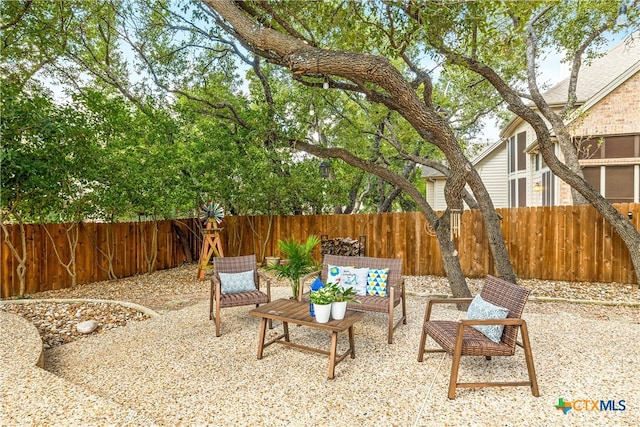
249, 298, 364, 379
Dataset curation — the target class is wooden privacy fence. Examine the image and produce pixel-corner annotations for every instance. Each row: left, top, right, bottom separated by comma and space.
1, 204, 638, 297
1, 219, 200, 298
223, 203, 638, 285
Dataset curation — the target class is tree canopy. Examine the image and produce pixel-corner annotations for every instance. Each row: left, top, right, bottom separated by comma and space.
2, 0, 639, 288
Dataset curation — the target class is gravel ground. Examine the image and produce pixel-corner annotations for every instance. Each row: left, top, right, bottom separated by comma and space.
1, 265, 639, 426
2, 265, 638, 349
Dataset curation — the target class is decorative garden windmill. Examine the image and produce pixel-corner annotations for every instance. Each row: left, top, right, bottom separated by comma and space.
197, 201, 225, 280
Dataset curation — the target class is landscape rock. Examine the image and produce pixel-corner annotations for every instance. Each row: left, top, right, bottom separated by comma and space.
76, 320, 98, 334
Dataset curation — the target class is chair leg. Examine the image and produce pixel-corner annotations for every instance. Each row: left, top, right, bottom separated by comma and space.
209, 287, 214, 321
417, 326, 427, 362
388, 303, 394, 344
520, 322, 540, 397
448, 324, 465, 399
215, 306, 221, 337
448, 350, 462, 399
401, 293, 407, 325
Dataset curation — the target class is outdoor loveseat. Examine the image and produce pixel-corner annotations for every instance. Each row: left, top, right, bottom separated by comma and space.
300, 254, 406, 343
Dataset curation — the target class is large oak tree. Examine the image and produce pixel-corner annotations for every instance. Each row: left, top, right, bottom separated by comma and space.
202, 0, 639, 285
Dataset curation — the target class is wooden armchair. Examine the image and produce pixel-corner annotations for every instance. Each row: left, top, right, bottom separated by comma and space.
417, 275, 539, 399
209, 255, 272, 337
301, 254, 406, 344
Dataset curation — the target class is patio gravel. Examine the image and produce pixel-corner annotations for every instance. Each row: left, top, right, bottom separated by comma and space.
1, 267, 639, 426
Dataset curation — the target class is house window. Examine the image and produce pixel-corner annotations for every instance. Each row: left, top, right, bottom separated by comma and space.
604, 136, 636, 158
517, 132, 526, 171
605, 166, 634, 203
578, 135, 637, 159
583, 167, 601, 193
508, 175, 528, 207
508, 131, 528, 207
509, 136, 516, 173
518, 177, 527, 207
542, 171, 554, 206
583, 165, 636, 203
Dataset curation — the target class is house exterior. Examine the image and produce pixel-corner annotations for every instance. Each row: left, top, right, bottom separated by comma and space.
501, 32, 640, 207
424, 32, 640, 209
422, 139, 508, 210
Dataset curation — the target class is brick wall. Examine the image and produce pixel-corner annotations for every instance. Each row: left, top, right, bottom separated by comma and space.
569, 71, 640, 136
560, 71, 640, 204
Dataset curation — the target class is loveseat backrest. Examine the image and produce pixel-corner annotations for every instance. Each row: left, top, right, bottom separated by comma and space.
321, 254, 403, 286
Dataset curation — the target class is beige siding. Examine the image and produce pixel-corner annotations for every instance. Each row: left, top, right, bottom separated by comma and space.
471, 142, 508, 208
425, 178, 448, 211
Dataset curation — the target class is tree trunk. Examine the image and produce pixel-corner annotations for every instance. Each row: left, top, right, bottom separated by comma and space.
555, 136, 589, 205
465, 169, 517, 282
0, 219, 28, 296
172, 221, 194, 263
434, 211, 473, 308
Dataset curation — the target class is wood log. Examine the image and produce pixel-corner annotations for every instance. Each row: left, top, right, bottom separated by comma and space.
320, 237, 364, 257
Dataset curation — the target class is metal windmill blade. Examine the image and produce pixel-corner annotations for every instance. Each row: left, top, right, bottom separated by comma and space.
199, 201, 225, 225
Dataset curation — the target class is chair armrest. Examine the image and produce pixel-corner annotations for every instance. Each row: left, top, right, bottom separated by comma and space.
388, 278, 405, 295
422, 297, 474, 323
257, 271, 271, 300
429, 298, 474, 305
301, 270, 321, 286
211, 277, 222, 301
257, 271, 271, 288
460, 318, 525, 327
298, 270, 321, 301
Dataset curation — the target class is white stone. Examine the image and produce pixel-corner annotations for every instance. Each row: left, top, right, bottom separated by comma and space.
76, 320, 98, 334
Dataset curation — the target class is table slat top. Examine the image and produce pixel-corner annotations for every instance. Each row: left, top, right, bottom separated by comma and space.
249, 299, 364, 331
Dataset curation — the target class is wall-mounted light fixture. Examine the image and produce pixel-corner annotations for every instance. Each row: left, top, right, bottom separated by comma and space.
628, 211, 633, 220
534, 182, 542, 192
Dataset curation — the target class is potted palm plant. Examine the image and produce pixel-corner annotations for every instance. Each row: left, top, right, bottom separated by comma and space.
266, 235, 320, 299
309, 286, 335, 323
327, 283, 359, 320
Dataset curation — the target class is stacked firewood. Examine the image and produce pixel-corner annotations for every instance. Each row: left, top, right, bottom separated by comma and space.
321, 237, 364, 257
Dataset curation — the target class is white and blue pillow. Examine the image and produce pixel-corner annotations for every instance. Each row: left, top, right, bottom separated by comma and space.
466, 294, 510, 343
327, 264, 353, 285
366, 268, 389, 297
339, 267, 369, 296
219, 270, 256, 294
